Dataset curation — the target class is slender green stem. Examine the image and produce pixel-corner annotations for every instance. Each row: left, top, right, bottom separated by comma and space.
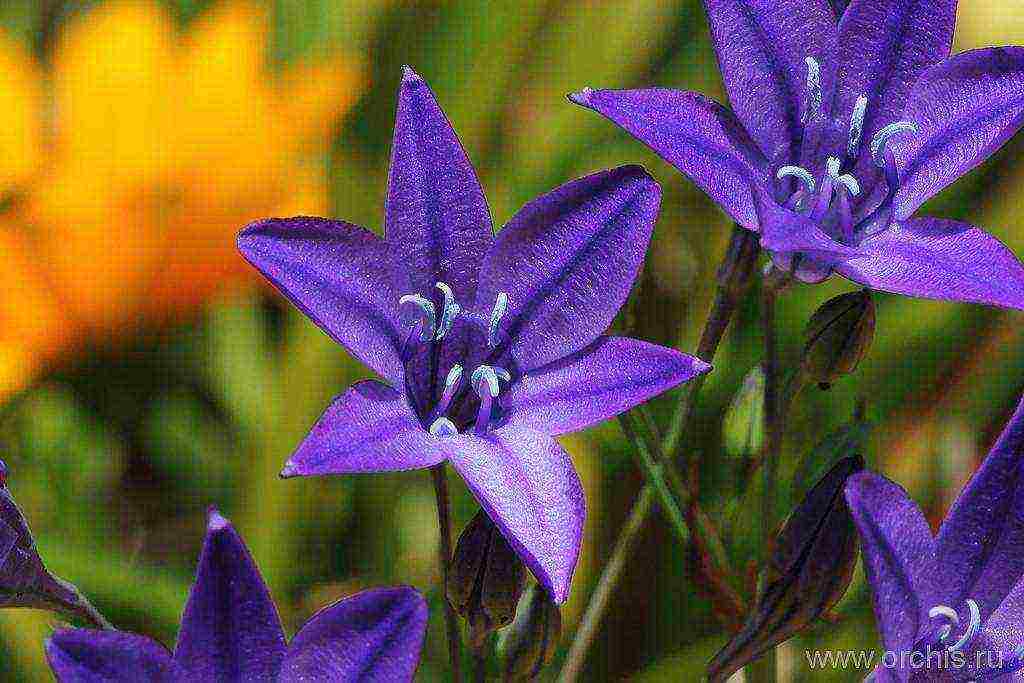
51, 579, 114, 630
430, 465, 463, 682
473, 645, 488, 683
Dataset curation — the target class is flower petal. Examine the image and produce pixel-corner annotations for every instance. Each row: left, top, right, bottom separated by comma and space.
281, 380, 444, 478
238, 217, 405, 385
476, 166, 660, 372
174, 510, 286, 681
844, 471, 937, 656
502, 336, 710, 436
702, 0, 837, 160
934, 395, 1024, 621
836, 0, 955, 147
895, 47, 1024, 218
278, 587, 428, 682
568, 88, 768, 230
386, 66, 493, 303
46, 629, 179, 682
754, 189, 863, 257
445, 425, 585, 604
835, 218, 1024, 310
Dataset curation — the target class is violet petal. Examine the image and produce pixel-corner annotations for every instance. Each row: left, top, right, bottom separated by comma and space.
835, 218, 1024, 310
46, 629, 179, 683
281, 380, 446, 478
502, 336, 710, 436
568, 88, 768, 230
476, 166, 659, 372
278, 587, 428, 683
237, 217, 405, 385
173, 510, 287, 681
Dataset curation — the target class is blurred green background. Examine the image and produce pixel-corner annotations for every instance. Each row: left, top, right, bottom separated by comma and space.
1, 0, 1022, 680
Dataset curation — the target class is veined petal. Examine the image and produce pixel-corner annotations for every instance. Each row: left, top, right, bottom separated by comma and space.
46, 629, 179, 682
702, 0, 837, 160
935, 395, 1024, 621
279, 587, 428, 682
836, 0, 955, 146
174, 511, 287, 681
845, 472, 938, 657
502, 336, 710, 436
445, 425, 585, 604
386, 66, 493, 303
476, 166, 660, 372
568, 88, 768, 230
238, 217, 405, 385
895, 47, 1024, 218
281, 381, 445, 478
835, 218, 1024, 310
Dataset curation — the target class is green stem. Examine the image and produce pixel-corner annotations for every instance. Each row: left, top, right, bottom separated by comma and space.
430, 465, 463, 682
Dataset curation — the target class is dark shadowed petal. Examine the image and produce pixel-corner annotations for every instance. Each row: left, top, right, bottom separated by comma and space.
173, 511, 287, 681
934, 395, 1024, 621
502, 336, 710, 436
836, 0, 956, 145
46, 629, 179, 683
568, 88, 768, 230
895, 47, 1024, 218
845, 472, 937, 656
835, 218, 1024, 310
476, 166, 660, 372
280, 380, 445, 478
702, 0, 837, 160
444, 425, 585, 604
278, 587, 428, 683
386, 66, 493, 303
238, 218, 405, 385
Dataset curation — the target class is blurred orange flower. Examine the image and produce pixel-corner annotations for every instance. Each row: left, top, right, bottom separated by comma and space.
0, 0, 360, 401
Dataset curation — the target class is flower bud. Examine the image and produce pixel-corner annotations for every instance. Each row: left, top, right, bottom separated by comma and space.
447, 510, 526, 649
801, 289, 875, 388
723, 366, 765, 458
707, 456, 864, 682
499, 584, 562, 681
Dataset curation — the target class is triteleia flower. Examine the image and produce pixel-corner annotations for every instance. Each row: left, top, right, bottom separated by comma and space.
238, 67, 710, 603
45, 510, 428, 682
846, 394, 1024, 680
571, 0, 1024, 309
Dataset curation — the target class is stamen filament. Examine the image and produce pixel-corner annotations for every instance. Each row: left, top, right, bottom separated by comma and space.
488, 292, 509, 347
471, 365, 509, 436
803, 56, 821, 124
847, 96, 868, 157
871, 121, 918, 166
777, 166, 816, 194
399, 294, 436, 342
434, 282, 462, 340
947, 599, 980, 653
432, 364, 464, 420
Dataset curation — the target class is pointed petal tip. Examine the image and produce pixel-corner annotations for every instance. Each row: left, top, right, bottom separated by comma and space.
279, 461, 300, 479
567, 87, 595, 106
401, 64, 424, 84
206, 507, 230, 533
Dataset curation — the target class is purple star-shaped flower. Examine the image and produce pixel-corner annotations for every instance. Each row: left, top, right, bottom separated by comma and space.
46, 510, 428, 682
846, 395, 1024, 680
572, 0, 1024, 308
237, 67, 709, 603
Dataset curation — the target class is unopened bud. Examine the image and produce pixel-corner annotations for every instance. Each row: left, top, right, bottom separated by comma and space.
447, 510, 525, 649
723, 366, 765, 458
499, 584, 562, 681
707, 456, 864, 682
801, 289, 875, 388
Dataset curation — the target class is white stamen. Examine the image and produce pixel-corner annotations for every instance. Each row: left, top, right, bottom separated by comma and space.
947, 599, 981, 653
871, 121, 918, 166
429, 416, 458, 437
488, 292, 509, 347
848, 96, 868, 156
777, 165, 816, 194
472, 365, 510, 398
434, 282, 462, 340
399, 294, 436, 342
804, 56, 822, 123
445, 364, 463, 390
827, 156, 842, 178
836, 174, 861, 196
929, 605, 959, 622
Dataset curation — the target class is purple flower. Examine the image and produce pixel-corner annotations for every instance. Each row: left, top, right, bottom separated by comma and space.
237, 67, 709, 603
845, 396, 1024, 680
46, 510, 428, 682
571, 0, 1024, 309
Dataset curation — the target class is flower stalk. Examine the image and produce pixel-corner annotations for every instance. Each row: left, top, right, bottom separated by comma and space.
430, 464, 463, 682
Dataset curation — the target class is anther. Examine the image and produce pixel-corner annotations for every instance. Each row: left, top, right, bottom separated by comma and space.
399, 294, 436, 342
947, 599, 980, 653
429, 416, 459, 437
432, 364, 464, 420
827, 157, 860, 197
803, 56, 822, 123
488, 292, 509, 347
435, 282, 462, 341
871, 121, 918, 166
777, 166, 816, 194
847, 96, 868, 157
471, 365, 510, 436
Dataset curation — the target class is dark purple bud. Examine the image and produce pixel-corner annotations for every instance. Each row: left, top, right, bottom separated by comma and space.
499, 584, 562, 682
447, 510, 526, 649
707, 455, 864, 682
0, 460, 108, 628
801, 289, 875, 389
